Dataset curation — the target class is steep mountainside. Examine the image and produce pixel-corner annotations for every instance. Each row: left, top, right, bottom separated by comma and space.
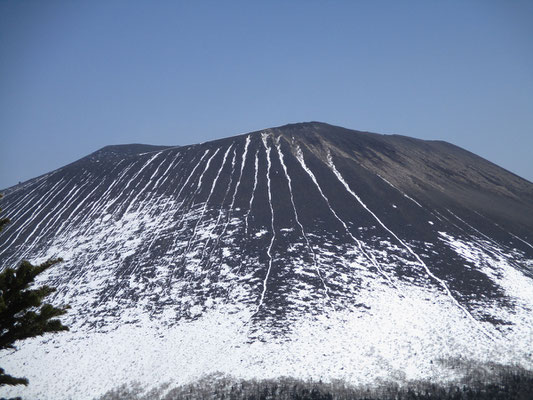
1, 122, 532, 399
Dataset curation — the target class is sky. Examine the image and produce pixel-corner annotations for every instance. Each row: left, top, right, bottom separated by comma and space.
1, 0, 532, 189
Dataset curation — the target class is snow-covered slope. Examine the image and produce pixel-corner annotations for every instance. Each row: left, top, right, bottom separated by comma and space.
1, 122, 532, 399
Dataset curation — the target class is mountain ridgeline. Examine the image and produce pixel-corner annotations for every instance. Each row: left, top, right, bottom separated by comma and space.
1, 122, 532, 400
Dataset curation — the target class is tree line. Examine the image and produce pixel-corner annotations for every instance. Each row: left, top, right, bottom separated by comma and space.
97, 365, 533, 400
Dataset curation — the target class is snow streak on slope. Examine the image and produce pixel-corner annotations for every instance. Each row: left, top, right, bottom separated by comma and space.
205, 137, 250, 267
4, 179, 48, 220
275, 137, 333, 306
1, 177, 66, 251
99, 162, 138, 215
253, 133, 276, 316
293, 143, 401, 294
184, 145, 232, 259
170, 150, 210, 221
375, 173, 424, 209
471, 210, 533, 251
200, 148, 237, 262
327, 151, 496, 341
508, 232, 533, 250
244, 149, 259, 236
19, 180, 88, 260
123, 152, 164, 214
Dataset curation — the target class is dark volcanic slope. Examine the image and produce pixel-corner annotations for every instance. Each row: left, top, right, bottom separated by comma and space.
1, 122, 532, 325
1, 122, 533, 399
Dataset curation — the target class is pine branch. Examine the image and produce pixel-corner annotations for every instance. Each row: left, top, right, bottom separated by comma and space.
0, 195, 70, 388
0, 368, 28, 386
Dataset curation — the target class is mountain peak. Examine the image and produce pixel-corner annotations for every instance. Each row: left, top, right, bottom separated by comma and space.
91, 143, 175, 158
1, 123, 532, 399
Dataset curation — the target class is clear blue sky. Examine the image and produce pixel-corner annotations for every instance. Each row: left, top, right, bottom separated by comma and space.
1, 0, 532, 189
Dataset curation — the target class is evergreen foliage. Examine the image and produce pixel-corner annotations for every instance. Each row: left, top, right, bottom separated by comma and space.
0, 194, 69, 389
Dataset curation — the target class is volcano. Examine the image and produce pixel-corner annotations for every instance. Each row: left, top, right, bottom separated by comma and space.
1, 122, 532, 399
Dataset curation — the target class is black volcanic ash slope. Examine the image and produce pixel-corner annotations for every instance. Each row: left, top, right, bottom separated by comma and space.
0, 123, 532, 334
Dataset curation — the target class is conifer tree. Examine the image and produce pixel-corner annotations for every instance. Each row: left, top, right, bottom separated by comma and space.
0, 194, 69, 388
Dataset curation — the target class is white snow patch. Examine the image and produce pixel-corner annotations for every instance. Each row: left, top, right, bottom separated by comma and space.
254, 229, 268, 238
